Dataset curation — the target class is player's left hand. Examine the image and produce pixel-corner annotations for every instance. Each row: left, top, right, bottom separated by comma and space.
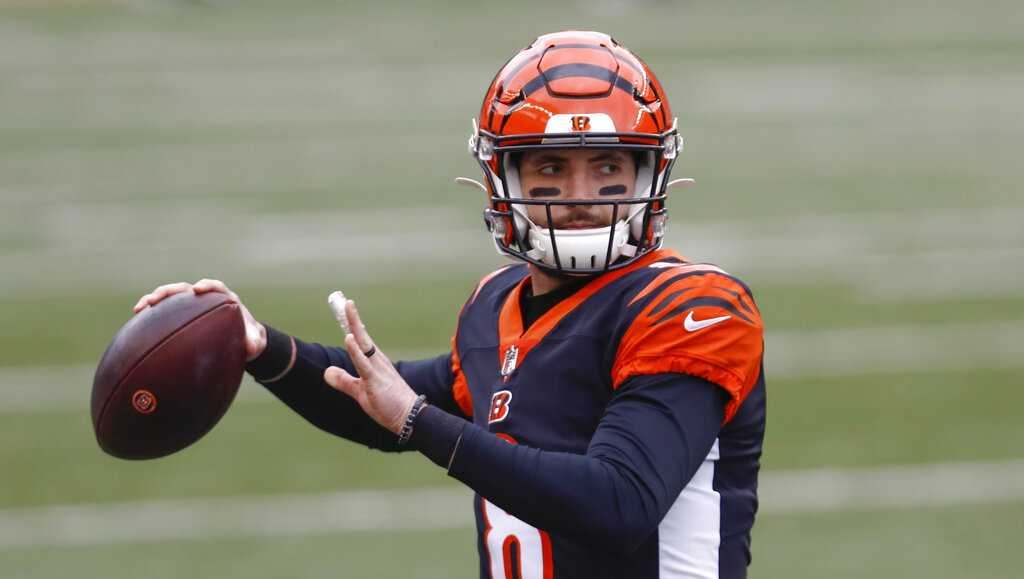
322, 299, 419, 435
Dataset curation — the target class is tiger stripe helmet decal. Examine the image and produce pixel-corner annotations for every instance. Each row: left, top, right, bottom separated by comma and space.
469, 31, 683, 275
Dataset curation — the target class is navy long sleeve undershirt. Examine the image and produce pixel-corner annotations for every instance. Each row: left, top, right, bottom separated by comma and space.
417, 374, 725, 552
247, 325, 726, 553
247, 325, 466, 452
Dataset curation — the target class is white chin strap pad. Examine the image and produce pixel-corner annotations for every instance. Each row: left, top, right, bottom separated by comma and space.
526, 221, 634, 270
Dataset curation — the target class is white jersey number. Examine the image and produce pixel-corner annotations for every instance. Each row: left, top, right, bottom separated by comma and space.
482, 498, 552, 579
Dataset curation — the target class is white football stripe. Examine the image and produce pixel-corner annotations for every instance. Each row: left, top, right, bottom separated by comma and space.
0, 459, 1022, 549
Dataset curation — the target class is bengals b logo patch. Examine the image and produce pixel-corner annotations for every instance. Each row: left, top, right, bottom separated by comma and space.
488, 390, 512, 424
570, 115, 591, 132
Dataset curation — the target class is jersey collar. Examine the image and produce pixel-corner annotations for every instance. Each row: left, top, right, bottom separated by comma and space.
497, 248, 683, 379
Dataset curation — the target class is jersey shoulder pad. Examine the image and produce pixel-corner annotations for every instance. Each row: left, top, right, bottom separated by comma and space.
612, 263, 763, 424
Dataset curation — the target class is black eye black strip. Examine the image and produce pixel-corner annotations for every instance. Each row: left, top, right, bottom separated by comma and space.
599, 184, 627, 196
529, 187, 561, 197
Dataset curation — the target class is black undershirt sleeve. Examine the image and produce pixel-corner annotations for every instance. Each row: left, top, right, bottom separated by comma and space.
245, 324, 461, 452
410, 372, 727, 553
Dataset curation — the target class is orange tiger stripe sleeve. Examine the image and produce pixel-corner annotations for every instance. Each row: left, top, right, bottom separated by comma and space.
612, 267, 764, 424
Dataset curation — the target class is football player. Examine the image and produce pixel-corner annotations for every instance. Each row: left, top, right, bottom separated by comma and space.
134, 31, 766, 579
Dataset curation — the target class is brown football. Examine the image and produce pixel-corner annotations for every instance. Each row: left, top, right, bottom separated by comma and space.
91, 291, 246, 460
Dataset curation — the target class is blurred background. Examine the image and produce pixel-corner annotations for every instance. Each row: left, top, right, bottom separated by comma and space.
1, 0, 1022, 577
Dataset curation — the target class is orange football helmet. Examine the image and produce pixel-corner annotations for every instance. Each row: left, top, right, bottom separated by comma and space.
467, 31, 682, 274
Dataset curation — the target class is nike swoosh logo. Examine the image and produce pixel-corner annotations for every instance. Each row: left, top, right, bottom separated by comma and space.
684, 311, 731, 332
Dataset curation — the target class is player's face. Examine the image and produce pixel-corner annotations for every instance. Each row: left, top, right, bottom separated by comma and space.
519, 148, 635, 229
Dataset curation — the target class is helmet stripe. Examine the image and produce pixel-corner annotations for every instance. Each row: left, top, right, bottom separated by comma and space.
520, 63, 636, 99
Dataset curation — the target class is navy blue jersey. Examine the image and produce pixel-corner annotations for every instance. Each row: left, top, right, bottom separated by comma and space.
249, 247, 765, 579
443, 248, 765, 579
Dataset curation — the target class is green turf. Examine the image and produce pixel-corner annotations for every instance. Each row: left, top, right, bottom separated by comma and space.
765, 367, 1024, 470
0, 277, 478, 367
0, 400, 455, 508
751, 502, 1024, 579
2, 367, 1021, 508
755, 285, 1024, 332
3, 279, 1022, 367
1, 503, 1019, 579
0, 527, 480, 579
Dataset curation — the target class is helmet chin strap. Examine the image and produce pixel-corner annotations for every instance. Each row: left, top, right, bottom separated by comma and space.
525, 221, 635, 270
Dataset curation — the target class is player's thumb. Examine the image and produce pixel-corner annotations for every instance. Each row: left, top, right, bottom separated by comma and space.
324, 366, 358, 397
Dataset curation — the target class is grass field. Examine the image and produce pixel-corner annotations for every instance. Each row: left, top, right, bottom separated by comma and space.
2, 1, 1022, 577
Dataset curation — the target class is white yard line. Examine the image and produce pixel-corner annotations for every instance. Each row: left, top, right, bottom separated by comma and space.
761, 460, 1024, 514
672, 206, 1024, 301
0, 459, 1021, 549
1, 321, 1021, 415
766, 320, 1024, 378
0, 487, 475, 550
2, 204, 1024, 300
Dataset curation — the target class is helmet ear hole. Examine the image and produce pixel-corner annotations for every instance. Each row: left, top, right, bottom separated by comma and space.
508, 151, 524, 170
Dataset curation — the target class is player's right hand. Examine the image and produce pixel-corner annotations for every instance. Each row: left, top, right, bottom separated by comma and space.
132, 279, 267, 361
